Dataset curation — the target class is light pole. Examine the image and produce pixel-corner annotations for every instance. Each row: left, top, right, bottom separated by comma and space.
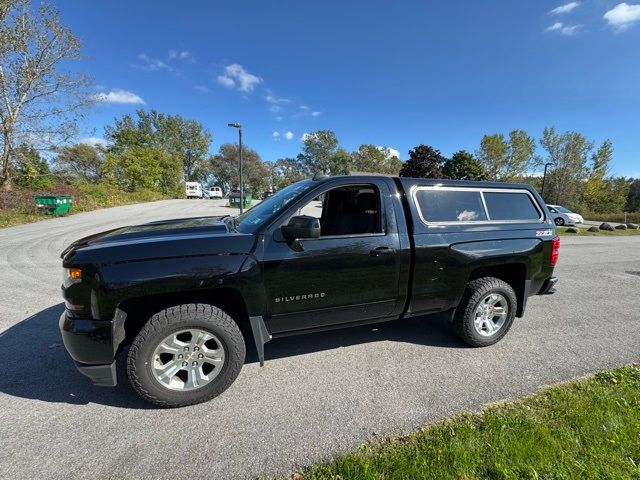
541, 162, 553, 199
228, 123, 244, 213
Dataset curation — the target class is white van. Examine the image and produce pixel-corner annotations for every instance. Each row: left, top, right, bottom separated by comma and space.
208, 186, 223, 199
185, 182, 203, 199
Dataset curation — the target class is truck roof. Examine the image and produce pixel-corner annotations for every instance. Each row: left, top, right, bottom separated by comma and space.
312, 173, 536, 191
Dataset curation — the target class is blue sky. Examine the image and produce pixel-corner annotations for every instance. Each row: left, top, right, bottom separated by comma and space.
57, 0, 640, 176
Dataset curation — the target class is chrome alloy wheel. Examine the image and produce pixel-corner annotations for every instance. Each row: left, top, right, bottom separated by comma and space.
151, 329, 225, 391
473, 293, 509, 337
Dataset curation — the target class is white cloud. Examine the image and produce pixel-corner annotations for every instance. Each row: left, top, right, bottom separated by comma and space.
549, 2, 580, 14
80, 137, 108, 147
604, 3, 640, 31
544, 21, 583, 35
217, 64, 262, 92
272, 131, 280, 138
311, 111, 322, 117
269, 105, 282, 113
93, 89, 145, 105
168, 49, 193, 61
133, 53, 172, 72
266, 94, 289, 104
284, 131, 294, 140
299, 105, 310, 111
217, 75, 235, 88
377, 146, 400, 159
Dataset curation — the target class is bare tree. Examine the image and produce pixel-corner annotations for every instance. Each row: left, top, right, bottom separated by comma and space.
0, 0, 93, 190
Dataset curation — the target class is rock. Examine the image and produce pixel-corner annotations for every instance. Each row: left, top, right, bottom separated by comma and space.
600, 222, 615, 231
615, 224, 628, 230
587, 226, 600, 232
626, 223, 639, 230
565, 227, 580, 233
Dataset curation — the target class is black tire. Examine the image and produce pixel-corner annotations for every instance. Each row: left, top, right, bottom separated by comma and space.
555, 217, 565, 226
452, 277, 517, 347
127, 303, 246, 407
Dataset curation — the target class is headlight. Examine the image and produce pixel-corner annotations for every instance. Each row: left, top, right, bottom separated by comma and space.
63, 267, 82, 285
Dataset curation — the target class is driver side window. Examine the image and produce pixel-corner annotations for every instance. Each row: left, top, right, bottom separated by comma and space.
294, 184, 383, 237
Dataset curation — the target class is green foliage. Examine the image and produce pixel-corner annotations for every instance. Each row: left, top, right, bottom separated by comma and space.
477, 130, 537, 181
103, 145, 165, 192
12, 144, 56, 190
105, 109, 212, 193
53, 143, 105, 183
399, 145, 447, 178
303, 364, 640, 480
582, 176, 629, 215
298, 130, 345, 175
351, 144, 402, 175
626, 179, 640, 212
442, 150, 487, 181
539, 127, 592, 208
271, 157, 309, 190
210, 143, 270, 196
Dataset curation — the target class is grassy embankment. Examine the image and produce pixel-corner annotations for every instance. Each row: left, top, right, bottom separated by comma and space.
295, 364, 640, 480
0, 183, 168, 228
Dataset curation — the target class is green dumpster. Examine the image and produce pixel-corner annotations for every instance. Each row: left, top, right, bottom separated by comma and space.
228, 192, 252, 208
34, 195, 73, 216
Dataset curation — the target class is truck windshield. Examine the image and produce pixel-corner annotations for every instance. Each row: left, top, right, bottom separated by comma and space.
235, 180, 315, 233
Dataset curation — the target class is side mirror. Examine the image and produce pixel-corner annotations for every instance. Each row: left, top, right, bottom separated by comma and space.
282, 215, 320, 241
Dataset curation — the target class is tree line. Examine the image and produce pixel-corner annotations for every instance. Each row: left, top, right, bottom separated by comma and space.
1, 0, 638, 216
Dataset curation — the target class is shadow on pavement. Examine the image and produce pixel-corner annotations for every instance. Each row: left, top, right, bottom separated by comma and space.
0, 303, 464, 407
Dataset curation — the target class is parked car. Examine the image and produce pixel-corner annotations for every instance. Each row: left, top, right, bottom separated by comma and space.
185, 182, 203, 199
60, 174, 559, 407
547, 204, 582, 226
209, 186, 223, 199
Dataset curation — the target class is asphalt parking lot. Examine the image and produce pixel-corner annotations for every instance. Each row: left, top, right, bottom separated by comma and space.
1, 201, 639, 479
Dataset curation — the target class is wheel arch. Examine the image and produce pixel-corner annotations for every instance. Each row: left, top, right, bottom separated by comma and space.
468, 263, 528, 317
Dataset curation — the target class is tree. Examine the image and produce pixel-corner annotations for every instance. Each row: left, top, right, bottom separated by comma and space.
399, 145, 447, 178
442, 150, 487, 181
626, 179, 640, 212
298, 130, 341, 175
271, 157, 309, 190
582, 140, 628, 214
539, 127, 592, 208
477, 130, 537, 181
210, 143, 270, 196
13, 143, 55, 189
105, 110, 209, 194
103, 145, 165, 192
351, 144, 402, 175
53, 143, 104, 183
0, 0, 92, 190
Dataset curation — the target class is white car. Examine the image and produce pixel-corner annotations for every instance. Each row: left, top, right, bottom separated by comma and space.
547, 204, 583, 226
209, 186, 223, 199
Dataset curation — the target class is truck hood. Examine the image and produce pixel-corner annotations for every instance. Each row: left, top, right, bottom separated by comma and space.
61, 216, 256, 264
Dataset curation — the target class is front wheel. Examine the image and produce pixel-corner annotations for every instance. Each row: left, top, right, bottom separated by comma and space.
554, 217, 565, 226
452, 277, 517, 347
127, 304, 246, 407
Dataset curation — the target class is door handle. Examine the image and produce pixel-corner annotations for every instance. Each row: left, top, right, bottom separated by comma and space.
370, 247, 395, 257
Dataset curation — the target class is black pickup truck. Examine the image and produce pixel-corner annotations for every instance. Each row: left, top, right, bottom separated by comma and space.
60, 174, 559, 407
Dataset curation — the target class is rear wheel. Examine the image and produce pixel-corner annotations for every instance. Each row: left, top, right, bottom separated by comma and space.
554, 217, 565, 226
453, 277, 517, 347
127, 304, 245, 407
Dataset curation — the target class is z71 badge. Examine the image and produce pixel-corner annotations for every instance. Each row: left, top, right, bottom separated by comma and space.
536, 230, 554, 237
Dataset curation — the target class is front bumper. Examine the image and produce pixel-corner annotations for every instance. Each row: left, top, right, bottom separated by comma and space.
59, 310, 125, 387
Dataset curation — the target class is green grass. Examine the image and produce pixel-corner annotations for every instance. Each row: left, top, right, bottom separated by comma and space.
557, 226, 640, 236
0, 183, 168, 229
297, 364, 640, 480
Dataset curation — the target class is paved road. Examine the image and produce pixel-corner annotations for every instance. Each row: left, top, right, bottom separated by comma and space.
1, 200, 639, 479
